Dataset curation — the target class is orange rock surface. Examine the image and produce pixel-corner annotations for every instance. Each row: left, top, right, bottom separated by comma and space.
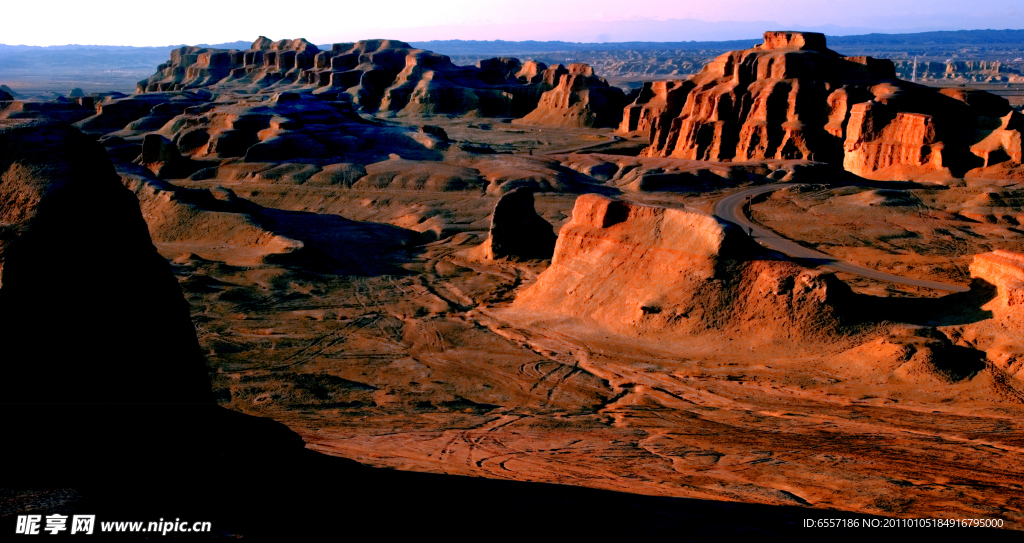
617, 79, 690, 137
631, 31, 1023, 180
515, 194, 851, 344
971, 250, 1024, 323
515, 64, 627, 128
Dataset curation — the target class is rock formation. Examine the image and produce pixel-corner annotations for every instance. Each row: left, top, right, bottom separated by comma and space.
0, 120, 213, 404
629, 31, 1024, 180
378, 52, 545, 117
966, 250, 1024, 380
0, 99, 94, 124
958, 189, 1024, 224
969, 110, 1023, 168
75, 92, 205, 135
136, 37, 596, 119
971, 250, 1024, 327
618, 80, 690, 136
892, 59, 1024, 83
514, 194, 852, 343
120, 165, 305, 266
515, 64, 628, 128
0, 119, 341, 509
557, 152, 820, 191
479, 187, 557, 260
149, 91, 443, 165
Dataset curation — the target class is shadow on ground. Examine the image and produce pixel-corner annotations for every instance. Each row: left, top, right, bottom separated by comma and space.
5, 405, 1018, 541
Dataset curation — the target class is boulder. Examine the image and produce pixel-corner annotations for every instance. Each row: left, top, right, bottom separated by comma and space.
481, 187, 556, 260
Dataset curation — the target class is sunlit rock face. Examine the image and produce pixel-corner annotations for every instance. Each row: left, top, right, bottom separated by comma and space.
628, 31, 1022, 180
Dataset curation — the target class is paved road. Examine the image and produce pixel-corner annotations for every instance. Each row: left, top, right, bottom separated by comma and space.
713, 184, 970, 293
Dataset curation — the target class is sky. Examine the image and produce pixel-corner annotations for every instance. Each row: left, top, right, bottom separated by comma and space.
3, 0, 1023, 46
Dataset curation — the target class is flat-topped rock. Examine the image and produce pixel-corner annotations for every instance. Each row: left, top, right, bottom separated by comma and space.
514, 194, 853, 344
759, 31, 829, 52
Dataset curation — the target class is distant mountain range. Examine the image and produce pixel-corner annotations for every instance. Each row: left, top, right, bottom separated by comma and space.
1, 29, 1022, 83
0, 42, 253, 71
410, 29, 1024, 56
2, 29, 1023, 63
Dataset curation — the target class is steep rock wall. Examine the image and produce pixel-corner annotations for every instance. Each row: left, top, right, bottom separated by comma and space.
629, 31, 1022, 180
514, 194, 852, 343
514, 64, 628, 128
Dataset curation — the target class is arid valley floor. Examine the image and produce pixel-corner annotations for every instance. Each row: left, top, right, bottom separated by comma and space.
4, 30, 1024, 538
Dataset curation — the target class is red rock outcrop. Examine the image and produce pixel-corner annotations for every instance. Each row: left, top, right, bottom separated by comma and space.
514, 194, 852, 344
957, 189, 1024, 224
633, 31, 1023, 180
970, 111, 1023, 168
971, 250, 1024, 327
968, 250, 1024, 379
617, 80, 691, 137
0, 99, 94, 124
120, 165, 304, 266
75, 92, 204, 135
139, 38, 320, 93
515, 64, 628, 128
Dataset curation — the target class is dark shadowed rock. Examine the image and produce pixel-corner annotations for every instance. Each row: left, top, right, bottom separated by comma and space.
483, 187, 556, 260
0, 120, 212, 405
0, 120, 309, 486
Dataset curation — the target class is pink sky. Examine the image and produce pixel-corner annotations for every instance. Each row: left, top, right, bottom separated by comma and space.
3, 0, 1022, 46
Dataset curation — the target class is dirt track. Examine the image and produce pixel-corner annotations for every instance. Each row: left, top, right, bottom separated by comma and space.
714, 184, 970, 293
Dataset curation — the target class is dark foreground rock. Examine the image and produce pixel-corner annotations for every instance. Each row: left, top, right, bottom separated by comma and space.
483, 187, 557, 260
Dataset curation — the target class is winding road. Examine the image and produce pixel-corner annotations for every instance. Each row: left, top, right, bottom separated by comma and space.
713, 184, 970, 293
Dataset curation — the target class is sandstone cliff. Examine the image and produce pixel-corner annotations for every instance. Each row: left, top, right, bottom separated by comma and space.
630, 31, 1023, 180
513, 194, 852, 344
971, 250, 1024, 328
968, 250, 1024, 379
515, 64, 627, 128
617, 80, 691, 137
